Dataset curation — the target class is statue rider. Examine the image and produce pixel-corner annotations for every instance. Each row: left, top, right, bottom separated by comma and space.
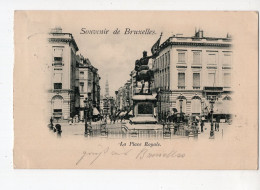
135, 51, 154, 94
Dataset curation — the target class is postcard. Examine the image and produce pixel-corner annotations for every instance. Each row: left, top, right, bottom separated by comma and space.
13, 11, 258, 169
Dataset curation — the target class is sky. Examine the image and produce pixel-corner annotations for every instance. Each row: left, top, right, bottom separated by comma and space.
24, 11, 239, 97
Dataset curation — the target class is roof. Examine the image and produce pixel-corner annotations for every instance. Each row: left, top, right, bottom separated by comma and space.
48, 32, 79, 51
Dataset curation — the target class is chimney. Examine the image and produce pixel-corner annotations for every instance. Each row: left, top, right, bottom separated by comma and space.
226, 33, 231, 38
198, 30, 203, 38
50, 26, 62, 33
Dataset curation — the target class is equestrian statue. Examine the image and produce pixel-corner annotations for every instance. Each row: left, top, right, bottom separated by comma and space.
134, 51, 154, 94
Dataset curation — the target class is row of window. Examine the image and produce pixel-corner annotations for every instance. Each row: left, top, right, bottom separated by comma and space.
153, 51, 232, 70
176, 51, 232, 65
177, 72, 231, 89
154, 69, 170, 89
153, 51, 170, 70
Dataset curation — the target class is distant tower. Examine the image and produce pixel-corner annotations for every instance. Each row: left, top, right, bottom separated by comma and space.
105, 79, 109, 97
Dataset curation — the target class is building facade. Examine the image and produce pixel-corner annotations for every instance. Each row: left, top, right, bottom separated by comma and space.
115, 80, 132, 112
48, 27, 79, 120
77, 55, 101, 121
152, 30, 233, 120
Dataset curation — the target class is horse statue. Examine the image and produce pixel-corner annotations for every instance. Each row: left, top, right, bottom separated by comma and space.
134, 51, 154, 94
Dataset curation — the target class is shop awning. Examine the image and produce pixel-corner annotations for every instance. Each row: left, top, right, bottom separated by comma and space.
93, 107, 100, 115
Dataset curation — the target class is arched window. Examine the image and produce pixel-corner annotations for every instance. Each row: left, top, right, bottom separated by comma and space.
223, 95, 232, 101
51, 95, 63, 116
222, 95, 232, 114
191, 96, 201, 114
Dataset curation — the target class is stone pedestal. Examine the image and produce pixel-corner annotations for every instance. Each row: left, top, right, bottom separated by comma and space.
129, 94, 157, 124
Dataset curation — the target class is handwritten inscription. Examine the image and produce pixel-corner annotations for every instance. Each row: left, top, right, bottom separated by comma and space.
75, 145, 185, 166
136, 148, 185, 160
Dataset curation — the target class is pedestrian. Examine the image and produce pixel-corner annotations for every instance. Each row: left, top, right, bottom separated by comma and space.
215, 122, 217, 131
174, 123, 178, 134
200, 121, 204, 132
113, 116, 116, 124
49, 117, 54, 129
217, 122, 220, 131
69, 117, 72, 125
55, 124, 62, 137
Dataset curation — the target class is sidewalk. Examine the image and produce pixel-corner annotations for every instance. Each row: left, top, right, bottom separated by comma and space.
198, 122, 232, 139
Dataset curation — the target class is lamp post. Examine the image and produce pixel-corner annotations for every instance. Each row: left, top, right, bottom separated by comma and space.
209, 97, 215, 138
126, 99, 130, 112
84, 98, 89, 136
179, 99, 183, 123
201, 100, 204, 117
84, 93, 93, 136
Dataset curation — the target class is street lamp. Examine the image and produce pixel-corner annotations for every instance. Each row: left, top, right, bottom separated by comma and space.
201, 100, 204, 117
126, 99, 130, 111
179, 94, 184, 123
84, 93, 93, 136
209, 97, 215, 138
179, 99, 183, 122
84, 98, 89, 136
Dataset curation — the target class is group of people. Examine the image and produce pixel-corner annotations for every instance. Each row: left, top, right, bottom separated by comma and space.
49, 117, 62, 137
68, 115, 80, 125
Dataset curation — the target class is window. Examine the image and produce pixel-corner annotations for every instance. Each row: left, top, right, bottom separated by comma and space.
191, 99, 201, 114
207, 95, 217, 101
54, 83, 62, 89
80, 97, 84, 107
208, 54, 216, 65
52, 95, 63, 116
193, 73, 200, 89
160, 57, 162, 69
178, 73, 185, 89
168, 70, 170, 89
208, 73, 216, 86
53, 47, 63, 66
80, 72, 84, 79
53, 109, 62, 113
193, 51, 201, 65
223, 54, 232, 65
164, 54, 168, 67
168, 52, 170, 66
80, 82, 84, 92
223, 73, 231, 87
178, 52, 186, 63
165, 73, 168, 89
53, 73, 62, 83
54, 57, 62, 61
162, 56, 164, 68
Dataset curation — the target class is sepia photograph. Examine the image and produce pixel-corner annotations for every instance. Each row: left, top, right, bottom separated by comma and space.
13, 11, 258, 169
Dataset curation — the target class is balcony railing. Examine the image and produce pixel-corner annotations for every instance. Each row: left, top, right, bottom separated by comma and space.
53, 61, 63, 66
178, 86, 185, 89
53, 112, 62, 117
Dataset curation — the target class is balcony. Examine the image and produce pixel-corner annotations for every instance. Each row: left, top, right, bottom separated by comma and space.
53, 61, 63, 66
53, 112, 62, 117
193, 86, 200, 90
178, 86, 185, 90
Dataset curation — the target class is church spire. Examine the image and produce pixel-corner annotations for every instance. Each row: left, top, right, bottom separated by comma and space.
105, 78, 109, 97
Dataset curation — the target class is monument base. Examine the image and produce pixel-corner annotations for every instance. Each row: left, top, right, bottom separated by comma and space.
130, 116, 157, 124
130, 94, 158, 125
125, 123, 163, 130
